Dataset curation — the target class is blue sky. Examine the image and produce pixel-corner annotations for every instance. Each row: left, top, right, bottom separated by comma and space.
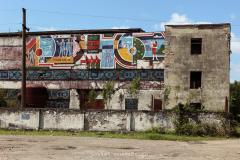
0, 0, 239, 82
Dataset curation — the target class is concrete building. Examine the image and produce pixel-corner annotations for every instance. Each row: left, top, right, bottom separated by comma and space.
0, 24, 231, 111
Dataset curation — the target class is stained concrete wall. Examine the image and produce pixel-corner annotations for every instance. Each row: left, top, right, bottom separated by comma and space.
84, 110, 130, 131
41, 110, 84, 130
0, 108, 229, 132
164, 24, 230, 111
0, 109, 39, 130
132, 111, 175, 131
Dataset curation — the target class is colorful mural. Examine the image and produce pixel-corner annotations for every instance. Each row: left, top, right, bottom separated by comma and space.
26, 32, 165, 69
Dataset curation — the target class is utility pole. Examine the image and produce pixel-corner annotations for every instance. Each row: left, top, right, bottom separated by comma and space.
21, 8, 27, 109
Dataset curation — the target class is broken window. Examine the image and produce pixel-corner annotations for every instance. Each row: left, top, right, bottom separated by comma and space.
190, 103, 202, 110
190, 71, 202, 89
191, 38, 202, 54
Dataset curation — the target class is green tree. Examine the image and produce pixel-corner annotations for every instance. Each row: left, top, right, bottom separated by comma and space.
230, 81, 240, 120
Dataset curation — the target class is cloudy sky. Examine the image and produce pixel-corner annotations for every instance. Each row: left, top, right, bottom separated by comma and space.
0, 0, 239, 82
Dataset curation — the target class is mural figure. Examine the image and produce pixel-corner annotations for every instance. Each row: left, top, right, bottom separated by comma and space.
152, 40, 158, 60
65, 39, 72, 56
29, 50, 35, 64
58, 39, 65, 57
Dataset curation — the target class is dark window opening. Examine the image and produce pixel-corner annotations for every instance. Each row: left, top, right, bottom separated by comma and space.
191, 38, 202, 54
78, 89, 104, 110
125, 99, 138, 110
153, 99, 162, 111
190, 103, 202, 110
190, 71, 202, 89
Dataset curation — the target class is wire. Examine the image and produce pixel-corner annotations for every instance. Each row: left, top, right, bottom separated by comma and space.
0, 23, 21, 26
27, 8, 167, 23
0, 9, 19, 12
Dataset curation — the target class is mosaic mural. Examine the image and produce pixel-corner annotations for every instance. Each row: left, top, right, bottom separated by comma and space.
26, 32, 165, 69
0, 69, 164, 81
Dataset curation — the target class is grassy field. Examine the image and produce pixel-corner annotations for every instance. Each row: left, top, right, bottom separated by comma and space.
0, 129, 228, 141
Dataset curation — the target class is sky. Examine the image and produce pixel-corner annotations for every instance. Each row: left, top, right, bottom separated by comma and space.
0, 0, 239, 82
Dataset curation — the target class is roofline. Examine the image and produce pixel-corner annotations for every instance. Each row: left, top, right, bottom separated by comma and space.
165, 23, 231, 27
0, 28, 145, 37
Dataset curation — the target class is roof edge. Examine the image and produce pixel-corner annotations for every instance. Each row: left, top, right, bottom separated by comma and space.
165, 23, 231, 27
0, 28, 145, 37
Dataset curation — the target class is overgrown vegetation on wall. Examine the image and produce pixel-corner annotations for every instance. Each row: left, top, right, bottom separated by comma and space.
127, 77, 141, 97
102, 81, 115, 108
173, 103, 233, 136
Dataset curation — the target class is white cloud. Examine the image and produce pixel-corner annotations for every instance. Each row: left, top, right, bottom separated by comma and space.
111, 26, 130, 29
154, 12, 211, 30
231, 33, 240, 54
230, 13, 236, 20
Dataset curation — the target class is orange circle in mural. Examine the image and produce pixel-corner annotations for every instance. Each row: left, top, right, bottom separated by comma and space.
35, 48, 42, 56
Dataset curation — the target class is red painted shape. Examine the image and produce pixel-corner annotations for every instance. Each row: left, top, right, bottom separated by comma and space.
27, 38, 36, 51
36, 48, 42, 56
95, 56, 100, 64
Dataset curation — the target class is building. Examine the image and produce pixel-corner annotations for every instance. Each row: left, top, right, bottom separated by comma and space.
0, 24, 231, 111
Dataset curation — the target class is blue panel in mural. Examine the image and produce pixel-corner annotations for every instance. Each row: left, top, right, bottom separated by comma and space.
151, 70, 164, 81
27, 70, 53, 80
52, 70, 71, 80
0, 69, 164, 81
100, 40, 114, 69
0, 71, 9, 79
103, 70, 117, 80
89, 70, 104, 80
119, 70, 138, 80
139, 70, 150, 80
48, 89, 70, 100
8, 71, 21, 80
40, 37, 55, 57
71, 70, 89, 80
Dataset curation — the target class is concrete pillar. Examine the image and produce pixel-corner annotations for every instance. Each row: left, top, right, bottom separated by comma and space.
69, 89, 80, 110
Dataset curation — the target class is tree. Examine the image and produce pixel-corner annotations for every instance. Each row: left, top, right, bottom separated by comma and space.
230, 81, 240, 121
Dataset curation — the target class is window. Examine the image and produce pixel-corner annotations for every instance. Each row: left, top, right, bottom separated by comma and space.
190, 103, 202, 110
190, 71, 202, 89
125, 99, 138, 110
153, 99, 162, 111
191, 38, 202, 54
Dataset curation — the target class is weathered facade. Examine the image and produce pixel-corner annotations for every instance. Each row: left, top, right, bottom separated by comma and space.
164, 24, 231, 111
0, 24, 231, 111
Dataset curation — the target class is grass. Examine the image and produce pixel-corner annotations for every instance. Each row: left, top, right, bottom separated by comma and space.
0, 129, 227, 141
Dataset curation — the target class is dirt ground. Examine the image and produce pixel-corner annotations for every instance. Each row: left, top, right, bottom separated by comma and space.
0, 135, 240, 160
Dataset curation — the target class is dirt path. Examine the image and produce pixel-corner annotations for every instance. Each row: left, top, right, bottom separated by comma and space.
0, 135, 240, 160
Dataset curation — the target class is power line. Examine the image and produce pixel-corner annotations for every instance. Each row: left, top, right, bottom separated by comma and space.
0, 22, 21, 26
27, 8, 168, 23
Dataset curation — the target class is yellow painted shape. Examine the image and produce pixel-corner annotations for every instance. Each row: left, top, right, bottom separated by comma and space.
47, 57, 74, 64
118, 48, 132, 62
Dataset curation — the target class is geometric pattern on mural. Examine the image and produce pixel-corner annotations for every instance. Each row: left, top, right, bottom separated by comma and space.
0, 69, 164, 81
26, 32, 165, 69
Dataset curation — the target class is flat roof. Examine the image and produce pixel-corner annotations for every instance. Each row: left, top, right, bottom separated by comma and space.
0, 28, 145, 37
165, 23, 230, 28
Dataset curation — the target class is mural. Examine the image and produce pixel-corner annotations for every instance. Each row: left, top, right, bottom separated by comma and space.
26, 32, 165, 69
0, 69, 164, 81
